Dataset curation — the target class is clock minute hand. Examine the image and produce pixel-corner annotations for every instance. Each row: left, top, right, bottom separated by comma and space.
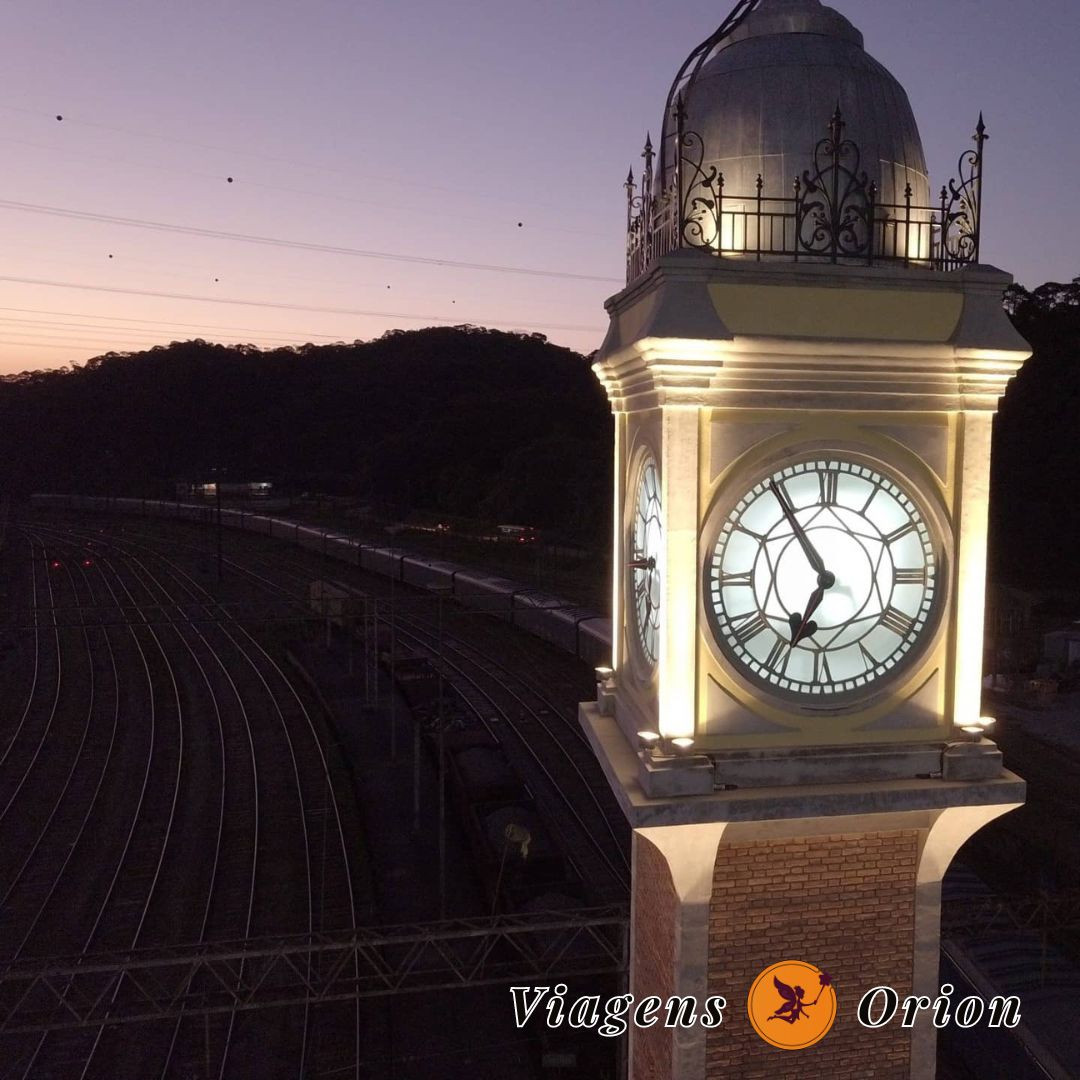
769, 479, 826, 576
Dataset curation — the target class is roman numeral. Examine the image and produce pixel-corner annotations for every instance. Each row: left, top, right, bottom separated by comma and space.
818, 470, 839, 505
732, 612, 770, 645
720, 570, 753, 587
735, 524, 765, 542
764, 638, 788, 673
893, 566, 928, 585
883, 522, 916, 545
813, 651, 832, 685
880, 606, 914, 637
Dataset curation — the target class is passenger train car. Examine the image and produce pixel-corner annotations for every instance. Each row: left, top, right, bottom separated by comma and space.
30, 495, 612, 669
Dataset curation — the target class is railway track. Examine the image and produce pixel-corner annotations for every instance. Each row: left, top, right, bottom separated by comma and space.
7, 511, 631, 1079
56, 517, 631, 897
29, 516, 629, 892
0, 522, 363, 1078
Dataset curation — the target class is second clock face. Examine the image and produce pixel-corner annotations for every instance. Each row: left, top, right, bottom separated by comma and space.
631, 454, 662, 668
705, 456, 940, 701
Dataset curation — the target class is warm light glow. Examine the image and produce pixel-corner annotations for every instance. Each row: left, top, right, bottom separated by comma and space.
956, 714, 993, 742
611, 421, 622, 672
718, 207, 747, 254
953, 413, 993, 728
637, 730, 661, 751
658, 406, 697, 738
887, 207, 932, 262
595, 665, 614, 682
670, 736, 695, 755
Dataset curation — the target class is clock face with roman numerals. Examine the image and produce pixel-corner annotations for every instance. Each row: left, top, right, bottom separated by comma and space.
705, 457, 940, 701
630, 453, 662, 668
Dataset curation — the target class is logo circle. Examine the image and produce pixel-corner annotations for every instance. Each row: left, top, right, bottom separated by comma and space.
747, 960, 837, 1049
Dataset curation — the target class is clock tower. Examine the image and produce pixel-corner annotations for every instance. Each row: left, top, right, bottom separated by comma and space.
579, 2, 1031, 1078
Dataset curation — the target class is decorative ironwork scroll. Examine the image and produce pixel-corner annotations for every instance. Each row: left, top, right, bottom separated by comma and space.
794, 108, 875, 262
676, 95, 725, 251
624, 108, 986, 284
937, 114, 987, 271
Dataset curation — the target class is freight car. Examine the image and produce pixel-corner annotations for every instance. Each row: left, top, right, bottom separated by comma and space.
33, 494, 599, 913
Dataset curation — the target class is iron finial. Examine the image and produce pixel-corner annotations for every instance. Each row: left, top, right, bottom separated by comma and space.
625, 167, 635, 190
756, 174, 764, 194
974, 112, 987, 145
829, 103, 845, 148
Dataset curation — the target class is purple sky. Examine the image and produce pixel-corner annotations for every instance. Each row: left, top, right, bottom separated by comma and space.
0, 0, 1075, 375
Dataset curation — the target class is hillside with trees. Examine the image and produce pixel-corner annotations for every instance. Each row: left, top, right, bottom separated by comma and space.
1, 283, 1077, 584
992, 278, 1080, 589
0, 326, 612, 545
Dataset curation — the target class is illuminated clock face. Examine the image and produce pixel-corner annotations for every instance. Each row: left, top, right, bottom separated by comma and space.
705, 457, 940, 700
630, 454, 662, 667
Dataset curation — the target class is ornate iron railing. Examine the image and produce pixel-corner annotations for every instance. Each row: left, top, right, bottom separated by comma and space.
626, 101, 986, 284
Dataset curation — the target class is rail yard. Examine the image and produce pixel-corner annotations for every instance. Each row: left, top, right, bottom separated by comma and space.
0, 506, 629, 1079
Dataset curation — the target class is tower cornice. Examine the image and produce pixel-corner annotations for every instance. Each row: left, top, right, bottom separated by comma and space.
594, 255, 1030, 412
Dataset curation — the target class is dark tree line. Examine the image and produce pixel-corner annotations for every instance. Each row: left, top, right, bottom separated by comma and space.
992, 278, 1080, 589
0, 326, 612, 544
0, 284, 1076, 578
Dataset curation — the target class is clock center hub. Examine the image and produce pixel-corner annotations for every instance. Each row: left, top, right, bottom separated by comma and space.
769, 527, 874, 631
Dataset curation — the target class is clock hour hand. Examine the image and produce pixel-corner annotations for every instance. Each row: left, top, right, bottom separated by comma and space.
789, 562, 837, 644
769, 479, 827, 576
791, 583, 826, 645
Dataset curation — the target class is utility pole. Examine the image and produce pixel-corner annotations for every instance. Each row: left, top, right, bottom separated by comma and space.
390, 574, 398, 761
437, 587, 446, 919
215, 469, 223, 583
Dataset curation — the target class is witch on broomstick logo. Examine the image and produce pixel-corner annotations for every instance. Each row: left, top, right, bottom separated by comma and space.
748, 961, 837, 1049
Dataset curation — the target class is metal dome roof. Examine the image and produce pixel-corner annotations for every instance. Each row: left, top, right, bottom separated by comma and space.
662, 0, 928, 207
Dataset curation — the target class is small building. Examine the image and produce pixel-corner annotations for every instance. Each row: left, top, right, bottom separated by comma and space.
1045, 624, 1080, 670
175, 480, 274, 500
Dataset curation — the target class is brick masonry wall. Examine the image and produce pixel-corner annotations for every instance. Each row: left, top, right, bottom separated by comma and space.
633, 834, 678, 1080
706, 830, 919, 1080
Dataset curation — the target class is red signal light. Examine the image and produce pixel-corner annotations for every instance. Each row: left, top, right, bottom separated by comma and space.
49, 559, 62, 570
82, 557, 94, 568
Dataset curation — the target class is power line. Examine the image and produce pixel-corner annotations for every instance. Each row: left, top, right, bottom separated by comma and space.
0, 134, 608, 240
0, 315, 375, 346
0, 274, 602, 335
0, 199, 621, 284
0, 104, 587, 216
0, 320, 355, 350
0, 305, 379, 342
0, 339, 110, 353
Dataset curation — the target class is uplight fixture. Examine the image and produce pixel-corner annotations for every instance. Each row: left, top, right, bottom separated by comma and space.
637, 730, 662, 757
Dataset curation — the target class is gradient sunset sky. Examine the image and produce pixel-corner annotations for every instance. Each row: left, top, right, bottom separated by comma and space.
0, 0, 1075, 375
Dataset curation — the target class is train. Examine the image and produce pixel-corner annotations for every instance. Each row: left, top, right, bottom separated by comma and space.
390, 655, 585, 910
29, 494, 613, 670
